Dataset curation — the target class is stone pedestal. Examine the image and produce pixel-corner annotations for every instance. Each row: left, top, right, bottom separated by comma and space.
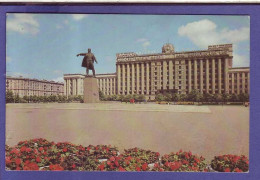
83, 76, 99, 103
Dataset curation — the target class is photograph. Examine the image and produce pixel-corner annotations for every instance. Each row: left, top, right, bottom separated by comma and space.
4, 13, 250, 173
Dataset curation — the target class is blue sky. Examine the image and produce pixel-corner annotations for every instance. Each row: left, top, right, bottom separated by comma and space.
6, 14, 250, 82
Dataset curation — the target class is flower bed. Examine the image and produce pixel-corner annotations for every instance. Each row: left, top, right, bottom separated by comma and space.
210, 155, 249, 172
159, 150, 208, 172
5, 138, 249, 172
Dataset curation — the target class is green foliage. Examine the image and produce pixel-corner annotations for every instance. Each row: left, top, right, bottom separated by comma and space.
155, 93, 165, 102
6, 90, 14, 103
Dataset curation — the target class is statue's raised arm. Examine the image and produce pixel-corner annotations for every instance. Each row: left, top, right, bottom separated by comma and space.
76, 53, 85, 57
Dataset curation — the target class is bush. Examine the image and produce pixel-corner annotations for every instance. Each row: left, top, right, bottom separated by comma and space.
211, 154, 249, 172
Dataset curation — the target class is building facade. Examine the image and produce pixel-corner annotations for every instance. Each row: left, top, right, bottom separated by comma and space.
63, 73, 116, 97
6, 76, 64, 97
64, 43, 250, 100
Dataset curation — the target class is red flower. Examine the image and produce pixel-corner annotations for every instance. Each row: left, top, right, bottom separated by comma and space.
15, 158, 22, 165
224, 168, 231, 172
49, 164, 64, 171
110, 156, 115, 162
136, 166, 141, 171
119, 166, 126, 171
156, 152, 160, 157
115, 161, 119, 167
234, 168, 242, 172
26, 148, 32, 153
38, 147, 44, 152
142, 163, 148, 171
98, 164, 105, 171
20, 146, 27, 152
11, 148, 19, 155
63, 148, 67, 152
126, 156, 132, 161
24, 162, 39, 170
72, 164, 76, 169
5, 157, 11, 165
36, 157, 41, 163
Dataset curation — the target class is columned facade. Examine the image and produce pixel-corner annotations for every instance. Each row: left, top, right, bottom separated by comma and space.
62, 43, 249, 100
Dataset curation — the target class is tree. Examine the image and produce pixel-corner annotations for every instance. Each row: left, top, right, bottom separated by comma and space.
99, 90, 105, 101
155, 93, 165, 102
238, 93, 249, 102
171, 93, 180, 102
165, 93, 172, 102
137, 94, 146, 102
6, 90, 14, 103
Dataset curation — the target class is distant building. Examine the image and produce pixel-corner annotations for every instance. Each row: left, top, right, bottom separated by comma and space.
64, 43, 250, 100
6, 76, 64, 97
63, 73, 116, 97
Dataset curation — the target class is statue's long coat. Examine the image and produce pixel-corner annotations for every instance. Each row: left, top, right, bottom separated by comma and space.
81, 53, 96, 70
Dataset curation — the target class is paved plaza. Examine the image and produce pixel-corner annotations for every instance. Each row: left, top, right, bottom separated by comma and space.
6, 103, 249, 162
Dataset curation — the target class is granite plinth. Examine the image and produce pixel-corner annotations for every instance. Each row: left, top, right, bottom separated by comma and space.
83, 76, 99, 103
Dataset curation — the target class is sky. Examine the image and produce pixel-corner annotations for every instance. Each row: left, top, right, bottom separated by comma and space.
6, 14, 250, 82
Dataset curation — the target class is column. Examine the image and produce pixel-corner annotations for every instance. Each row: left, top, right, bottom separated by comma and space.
68, 79, 71, 96
232, 73, 235, 94
248, 73, 250, 94
127, 64, 130, 94
132, 64, 135, 94
200, 59, 203, 94
100, 79, 103, 92
73, 79, 76, 95
224, 58, 229, 93
64, 79, 67, 96
212, 59, 215, 94
103, 78, 106, 95
169, 60, 173, 89
163, 61, 167, 90
206, 59, 209, 93
136, 63, 140, 94
237, 73, 240, 94
141, 63, 145, 94
146, 63, 150, 95
110, 78, 113, 95
242, 72, 245, 93
117, 64, 121, 94
122, 64, 125, 95
218, 58, 222, 94
188, 60, 192, 92
194, 59, 197, 90
106, 78, 109, 95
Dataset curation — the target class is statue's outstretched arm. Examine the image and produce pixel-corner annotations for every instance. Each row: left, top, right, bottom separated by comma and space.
76, 53, 85, 57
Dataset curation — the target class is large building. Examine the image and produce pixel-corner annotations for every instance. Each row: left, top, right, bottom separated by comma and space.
6, 76, 64, 97
64, 43, 250, 100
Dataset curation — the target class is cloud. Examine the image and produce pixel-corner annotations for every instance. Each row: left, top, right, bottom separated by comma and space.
178, 19, 249, 49
52, 76, 64, 83
233, 53, 250, 67
53, 70, 63, 75
136, 38, 151, 49
71, 14, 88, 21
7, 14, 39, 35
6, 56, 12, 63
7, 72, 31, 78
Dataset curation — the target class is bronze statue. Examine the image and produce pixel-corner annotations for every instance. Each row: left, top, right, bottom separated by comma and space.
77, 48, 98, 77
